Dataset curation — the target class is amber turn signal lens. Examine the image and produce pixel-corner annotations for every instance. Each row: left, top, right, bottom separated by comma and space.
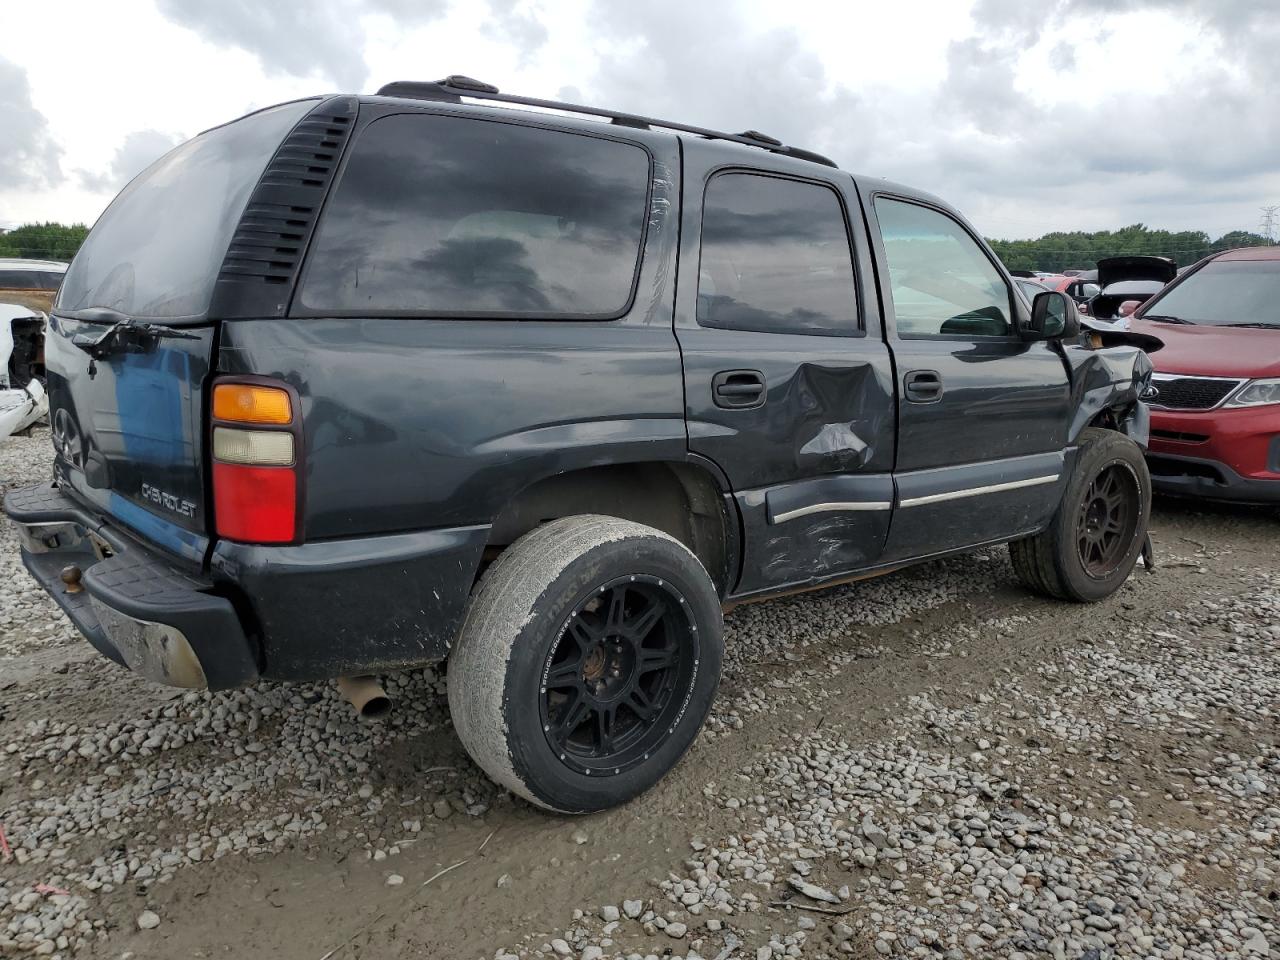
212, 383, 292, 424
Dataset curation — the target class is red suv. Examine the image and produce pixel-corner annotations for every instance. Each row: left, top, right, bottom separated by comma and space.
1129, 247, 1280, 503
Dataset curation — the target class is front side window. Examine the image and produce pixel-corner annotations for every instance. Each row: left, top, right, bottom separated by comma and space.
696, 173, 858, 335
297, 114, 651, 318
875, 198, 1014, 338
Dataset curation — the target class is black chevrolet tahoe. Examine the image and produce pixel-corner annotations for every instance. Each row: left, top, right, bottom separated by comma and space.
4, 77, 1156, 813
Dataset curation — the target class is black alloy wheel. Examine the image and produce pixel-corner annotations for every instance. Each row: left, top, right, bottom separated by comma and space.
1008, 428, 1152, 603
1076, 462, 1141, 578
448, 515, 723, 812
538, 575, 698, 777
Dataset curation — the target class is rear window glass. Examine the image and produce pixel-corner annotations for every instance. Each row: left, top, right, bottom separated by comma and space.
0, 269, 63, 290
56, 100, 316, 321
296, 114, 651, 318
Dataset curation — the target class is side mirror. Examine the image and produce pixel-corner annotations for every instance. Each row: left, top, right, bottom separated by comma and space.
1118, 299, 1142, 317
1025, 291, 1080, 341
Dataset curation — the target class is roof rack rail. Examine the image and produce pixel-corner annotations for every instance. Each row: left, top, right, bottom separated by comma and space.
375, 76, 838, 169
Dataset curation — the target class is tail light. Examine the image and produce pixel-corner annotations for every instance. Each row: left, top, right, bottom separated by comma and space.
210, 381, 301, 544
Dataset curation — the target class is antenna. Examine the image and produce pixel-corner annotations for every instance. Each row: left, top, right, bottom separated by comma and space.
1260, 205, 1279, 243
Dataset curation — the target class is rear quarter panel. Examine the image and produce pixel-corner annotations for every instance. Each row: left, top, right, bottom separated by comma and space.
215, 316, 688, 539
216, 107, 686, 541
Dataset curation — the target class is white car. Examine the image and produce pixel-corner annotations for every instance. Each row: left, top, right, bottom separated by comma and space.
0, 301, 47, 440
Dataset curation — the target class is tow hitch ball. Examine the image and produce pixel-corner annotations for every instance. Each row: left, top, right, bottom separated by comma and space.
60, 565, 84, 594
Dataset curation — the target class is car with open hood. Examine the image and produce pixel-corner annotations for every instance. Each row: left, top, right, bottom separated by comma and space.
1089, 256, 1177, 321
1129, 246, 1280, 503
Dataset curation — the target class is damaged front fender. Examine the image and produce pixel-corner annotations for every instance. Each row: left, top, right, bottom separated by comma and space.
1063, 343, 1155, 447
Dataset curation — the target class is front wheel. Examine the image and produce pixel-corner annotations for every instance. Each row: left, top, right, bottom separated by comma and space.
447, 515, 723, 813
1010, 427, 1152, 602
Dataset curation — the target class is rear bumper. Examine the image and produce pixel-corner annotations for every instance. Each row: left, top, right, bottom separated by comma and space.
4, 482, 258, 689
5, 481, 492, 687
1147, 406, 1280, 503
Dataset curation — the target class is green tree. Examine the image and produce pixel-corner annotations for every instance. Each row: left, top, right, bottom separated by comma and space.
0, 222, 91, 261
987, 224, 1273, 273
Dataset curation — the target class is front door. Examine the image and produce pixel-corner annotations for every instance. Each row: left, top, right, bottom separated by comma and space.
862, 190, 1072, 561
675, 144, 896, 597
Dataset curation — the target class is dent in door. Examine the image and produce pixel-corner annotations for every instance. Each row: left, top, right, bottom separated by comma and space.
728, 358, 895, 595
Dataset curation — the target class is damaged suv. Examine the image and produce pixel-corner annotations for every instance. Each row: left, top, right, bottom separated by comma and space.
5, 78, 1156, 813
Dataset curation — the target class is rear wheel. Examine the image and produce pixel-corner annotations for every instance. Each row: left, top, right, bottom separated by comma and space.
447, 515, 723, 813
1010, 428, 1151, 602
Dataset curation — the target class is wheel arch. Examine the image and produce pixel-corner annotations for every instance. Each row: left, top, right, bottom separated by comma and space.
485, 458, 740, 597
1065, 346, 1154, 448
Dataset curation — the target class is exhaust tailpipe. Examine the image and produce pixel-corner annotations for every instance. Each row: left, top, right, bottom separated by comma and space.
337, 676, 392, 720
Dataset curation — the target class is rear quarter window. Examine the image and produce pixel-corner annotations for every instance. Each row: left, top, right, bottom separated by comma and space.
295, 114, 651, 319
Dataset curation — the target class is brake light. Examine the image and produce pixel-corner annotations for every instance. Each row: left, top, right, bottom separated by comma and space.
210, 379, 301, 544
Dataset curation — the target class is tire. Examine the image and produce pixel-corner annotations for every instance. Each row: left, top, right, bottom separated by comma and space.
1010, 428, 1152, 602
447, 515, 723, 813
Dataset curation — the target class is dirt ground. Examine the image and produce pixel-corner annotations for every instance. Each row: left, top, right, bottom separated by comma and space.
2, 427, 1277, 960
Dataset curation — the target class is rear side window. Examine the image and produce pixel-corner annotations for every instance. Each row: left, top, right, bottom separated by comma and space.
297, 114, 651, 318
57, 100, 316, 321
696, 173, 858, 335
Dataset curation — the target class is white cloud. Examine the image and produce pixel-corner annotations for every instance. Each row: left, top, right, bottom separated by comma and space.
0, 57, 63, 191
0, 0, 1277, 240
79, 129, 185, 194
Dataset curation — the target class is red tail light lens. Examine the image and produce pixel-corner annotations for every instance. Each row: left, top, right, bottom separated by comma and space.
212, 464, 297, 544
210, 379, 301, 544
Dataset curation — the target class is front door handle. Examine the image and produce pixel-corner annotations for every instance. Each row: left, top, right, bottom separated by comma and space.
904, 369, 943, 403
712, 370, 766, 409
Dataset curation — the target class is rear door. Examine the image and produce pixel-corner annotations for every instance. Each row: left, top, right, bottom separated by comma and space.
45, 99, 318, 563
675, 143, 896, 596
861, 188, 1071, 561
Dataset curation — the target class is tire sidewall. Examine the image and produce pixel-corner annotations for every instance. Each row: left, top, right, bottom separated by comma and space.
1055, 435, 1151, 601
500, 535, 722, 813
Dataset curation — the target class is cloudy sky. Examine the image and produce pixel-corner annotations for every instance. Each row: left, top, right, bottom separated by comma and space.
2, 0, 1277, 240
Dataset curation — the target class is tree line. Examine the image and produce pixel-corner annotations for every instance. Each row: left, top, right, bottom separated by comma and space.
3, 220, 1274, 273
0, 223, 91, 261
987, 224, 1273, 273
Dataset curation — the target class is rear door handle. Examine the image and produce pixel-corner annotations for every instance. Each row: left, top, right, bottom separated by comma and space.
904, 369, 943, 403
712, 370, 766, 409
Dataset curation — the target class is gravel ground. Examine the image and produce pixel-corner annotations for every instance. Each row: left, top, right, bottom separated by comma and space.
1, 433, 1276, 960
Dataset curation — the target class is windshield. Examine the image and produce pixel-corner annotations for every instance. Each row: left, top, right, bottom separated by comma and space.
1143, 259, 1280, 327
56, 99, 316, 322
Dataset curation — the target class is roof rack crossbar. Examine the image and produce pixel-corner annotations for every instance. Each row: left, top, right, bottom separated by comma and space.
375, 77, 838, 168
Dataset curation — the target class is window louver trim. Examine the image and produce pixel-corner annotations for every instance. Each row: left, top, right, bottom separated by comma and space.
209, 96, 358, 318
